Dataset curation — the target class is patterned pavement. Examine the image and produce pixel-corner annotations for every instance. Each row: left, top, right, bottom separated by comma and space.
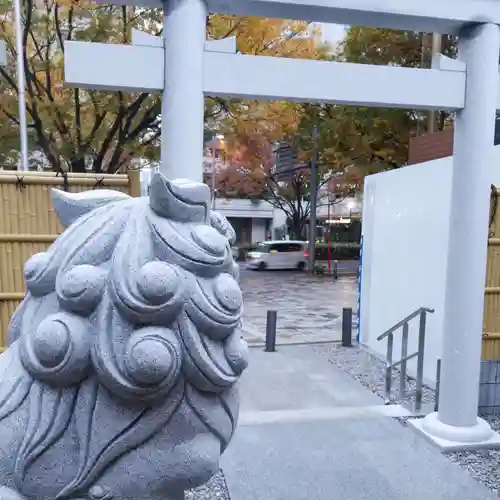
239, 269, 358, 345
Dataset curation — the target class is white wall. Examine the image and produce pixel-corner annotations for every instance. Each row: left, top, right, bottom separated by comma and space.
360, 147, 500, 386
272, 208, 287, 230
251, 219, 268, 243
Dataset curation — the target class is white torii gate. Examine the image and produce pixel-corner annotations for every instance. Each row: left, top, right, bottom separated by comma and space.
65, 0, 500, 451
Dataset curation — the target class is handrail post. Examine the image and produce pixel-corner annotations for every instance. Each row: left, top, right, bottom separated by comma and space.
377, 307, 434, 414
385, 333, 394, 403
400, 321, 409, 400
415, 310, 427, 412
434, 358, 442, 412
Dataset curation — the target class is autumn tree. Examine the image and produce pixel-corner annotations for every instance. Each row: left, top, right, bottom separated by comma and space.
0, 1, 169, 172
276, 28, 457, 189
216, 131, 313, 239
337, 27, 458, 153
294, 29, 458, 174
0, 8, 335, 173
218, 107, 359, 239
0, 107, 26, 168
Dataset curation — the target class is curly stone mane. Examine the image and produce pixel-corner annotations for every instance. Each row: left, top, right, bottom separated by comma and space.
0, 174, 247, 499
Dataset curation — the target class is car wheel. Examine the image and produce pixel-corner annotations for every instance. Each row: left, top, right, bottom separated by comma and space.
297, 261, 306, 271
258, 261, 267, 271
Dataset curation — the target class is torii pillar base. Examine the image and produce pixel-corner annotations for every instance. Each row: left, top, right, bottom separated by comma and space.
409, 414, 500, 452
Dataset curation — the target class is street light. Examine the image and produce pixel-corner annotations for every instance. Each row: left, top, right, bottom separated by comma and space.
211, 134, 224, 210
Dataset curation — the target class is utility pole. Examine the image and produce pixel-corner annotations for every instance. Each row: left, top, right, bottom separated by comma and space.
210, 134, 224, 210
13, 0, 29, 171
0, 40, 6, 67
308, 124, 319, 274
211, 140, 216, 210
427, 33, 443, 134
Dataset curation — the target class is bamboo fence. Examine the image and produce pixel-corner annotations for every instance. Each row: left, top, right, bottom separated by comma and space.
483, 187, 500, 359
3, 173, 500, 358
0, 169, 141, 348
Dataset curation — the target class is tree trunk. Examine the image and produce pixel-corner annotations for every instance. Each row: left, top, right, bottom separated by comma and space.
288, 214, 305, 240
70, 156, 86, 173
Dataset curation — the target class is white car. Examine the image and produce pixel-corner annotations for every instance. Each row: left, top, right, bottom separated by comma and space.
246, 240, 309, 271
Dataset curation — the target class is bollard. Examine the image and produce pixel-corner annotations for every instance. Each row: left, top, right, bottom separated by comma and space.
342, 308, 352, 347
332, 260, 339, 280
265, 310, 277, 352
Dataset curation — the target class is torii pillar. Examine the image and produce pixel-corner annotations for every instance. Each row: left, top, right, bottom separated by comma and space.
96, 0, 208, 181
413, 23, 500, 449
162, 0, 206, 182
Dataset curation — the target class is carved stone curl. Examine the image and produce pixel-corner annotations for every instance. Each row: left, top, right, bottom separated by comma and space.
0, 174, 248, 500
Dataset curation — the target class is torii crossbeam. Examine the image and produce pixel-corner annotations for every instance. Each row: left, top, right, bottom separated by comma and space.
65, 0, 500, 452
65, 37, 467, 108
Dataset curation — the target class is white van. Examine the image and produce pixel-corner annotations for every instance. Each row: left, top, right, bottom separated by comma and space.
246, 240, 309, 271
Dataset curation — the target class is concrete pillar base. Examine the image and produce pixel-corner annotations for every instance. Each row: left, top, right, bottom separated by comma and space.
409, 412, 500, 452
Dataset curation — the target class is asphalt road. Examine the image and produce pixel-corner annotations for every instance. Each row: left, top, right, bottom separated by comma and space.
239, 268, 358, 345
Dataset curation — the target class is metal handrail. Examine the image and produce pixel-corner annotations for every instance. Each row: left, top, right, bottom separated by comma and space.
377, 307, 435, 341
377, 307, 435, 414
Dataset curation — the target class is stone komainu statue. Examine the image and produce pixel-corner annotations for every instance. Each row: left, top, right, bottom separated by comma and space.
0, 174, 248, 500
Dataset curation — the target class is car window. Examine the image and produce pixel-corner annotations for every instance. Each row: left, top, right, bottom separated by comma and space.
287, 243, 303, 252
277, 244, 292, 252
274, 243, 303, 252
268, 244, 284, 253
255, 243, 270, 253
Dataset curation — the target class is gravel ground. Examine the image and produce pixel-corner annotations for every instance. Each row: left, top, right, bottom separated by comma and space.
312, 343, 436, 411
186, 471, 230, 500
313, 343, 500, 497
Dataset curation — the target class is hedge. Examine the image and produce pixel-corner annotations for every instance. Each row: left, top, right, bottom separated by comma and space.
235, 242, 360, 262
315, 243, 360, 261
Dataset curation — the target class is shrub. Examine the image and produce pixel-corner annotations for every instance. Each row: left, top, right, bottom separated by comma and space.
314, 264, 325, 276
315, 242, 360, 261
236, 246, 250, 262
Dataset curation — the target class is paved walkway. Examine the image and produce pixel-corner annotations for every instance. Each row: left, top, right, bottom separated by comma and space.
222, 345, 496, 500
240, 270, 358, 346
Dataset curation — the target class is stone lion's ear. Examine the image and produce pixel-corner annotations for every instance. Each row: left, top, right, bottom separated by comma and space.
149, 173, 210, 222
51, 188, 131, 228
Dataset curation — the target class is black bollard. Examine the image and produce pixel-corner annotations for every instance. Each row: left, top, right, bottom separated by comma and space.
332, 260, 339, 280
265, 310, 277, 352
342, 308, 352, 347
